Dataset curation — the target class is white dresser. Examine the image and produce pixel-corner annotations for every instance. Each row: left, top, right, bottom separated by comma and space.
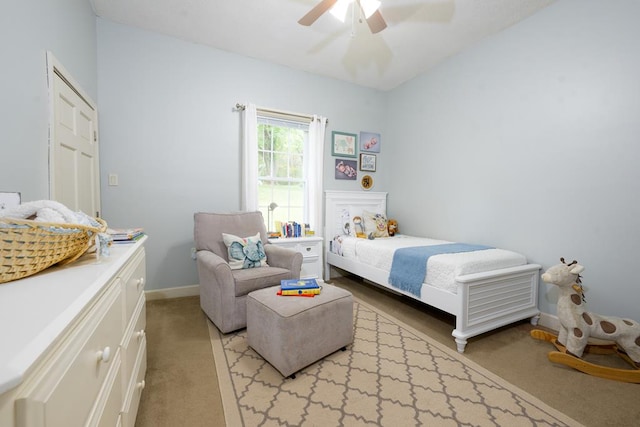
0, 237, 147, 427
268, 236, 323, 280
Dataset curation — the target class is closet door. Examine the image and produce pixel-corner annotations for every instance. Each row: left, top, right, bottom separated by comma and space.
49, 53, 101, 217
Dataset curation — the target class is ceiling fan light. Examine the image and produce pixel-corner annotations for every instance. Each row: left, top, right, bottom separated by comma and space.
330, 0, 353, 23
360, 0, 381, 19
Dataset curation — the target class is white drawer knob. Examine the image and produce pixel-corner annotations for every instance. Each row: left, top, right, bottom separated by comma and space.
136, 277, 145, 290
98, 346, 111, 363
136, 330, 146, 340
137, 380, 146, 390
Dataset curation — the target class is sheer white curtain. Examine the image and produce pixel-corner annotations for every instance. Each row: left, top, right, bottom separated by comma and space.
308, 115, 327, 234
241, 103, 258, 211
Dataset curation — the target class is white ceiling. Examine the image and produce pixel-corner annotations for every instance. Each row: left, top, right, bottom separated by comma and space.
91, 0, 555, 91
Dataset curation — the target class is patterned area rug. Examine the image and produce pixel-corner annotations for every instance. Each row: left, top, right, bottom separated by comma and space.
208, 298, 582, 427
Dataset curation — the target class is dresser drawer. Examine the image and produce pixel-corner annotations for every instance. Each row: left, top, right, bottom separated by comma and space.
300, 261, 319, 279
87, 353, 122, 427
296, 242, 320, 258
16, 283, 123, 427
268, 237, 323, 280
121, 248, 146, 326
121, 343, 147, 427
121, 295, 146, 392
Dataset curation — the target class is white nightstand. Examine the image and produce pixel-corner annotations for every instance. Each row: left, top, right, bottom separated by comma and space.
268, 236, 324, 280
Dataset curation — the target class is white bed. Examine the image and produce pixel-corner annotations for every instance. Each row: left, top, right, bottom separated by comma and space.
324, 190, 541, 353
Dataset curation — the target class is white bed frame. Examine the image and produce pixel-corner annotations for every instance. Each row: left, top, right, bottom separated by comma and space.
324, 190, 541, 353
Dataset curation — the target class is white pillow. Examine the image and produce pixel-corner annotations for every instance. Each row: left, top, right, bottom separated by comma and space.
222, 232, 268, 270
362, 210, 389, 238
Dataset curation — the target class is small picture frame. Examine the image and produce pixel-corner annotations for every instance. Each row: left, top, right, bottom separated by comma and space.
331, 131, 357, 158
359, 131, 380, 153
335, 159, 357, 180
0, 192, 21, 211
361, 175, 374, 190
359, 153, 376, 172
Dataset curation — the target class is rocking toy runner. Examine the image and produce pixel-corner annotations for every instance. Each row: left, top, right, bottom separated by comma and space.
531, 258, 640, 383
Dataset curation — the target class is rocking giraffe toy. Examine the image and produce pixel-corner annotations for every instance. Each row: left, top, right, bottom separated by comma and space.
531, 257, 640, 383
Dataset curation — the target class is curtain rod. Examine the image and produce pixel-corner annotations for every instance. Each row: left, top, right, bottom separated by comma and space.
235, 103, 328, 123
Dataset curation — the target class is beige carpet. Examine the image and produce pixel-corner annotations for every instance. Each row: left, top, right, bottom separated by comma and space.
208, 297, 582, 427
137, 276, 640, 427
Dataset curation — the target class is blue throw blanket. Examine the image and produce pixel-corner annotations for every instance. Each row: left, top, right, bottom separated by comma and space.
388, 243, 494, 297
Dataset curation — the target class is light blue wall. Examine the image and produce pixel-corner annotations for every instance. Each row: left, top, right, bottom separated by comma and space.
0, 1, 97, 201
386, 0, 640, 319
96, 19, 388, 290
5, 1, 637, 321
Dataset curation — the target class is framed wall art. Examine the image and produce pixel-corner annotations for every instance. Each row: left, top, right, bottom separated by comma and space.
359, 131, 380, 153
331, 131, 357, 158
361, 175, 374, 190
335, 159, 357, 180
359, 153, 376, 172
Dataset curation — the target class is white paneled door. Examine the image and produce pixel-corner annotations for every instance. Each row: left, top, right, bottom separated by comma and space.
49, 53, 100, 217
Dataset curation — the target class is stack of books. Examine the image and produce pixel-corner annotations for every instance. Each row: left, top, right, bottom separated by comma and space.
278, 278, 321, 297
273, 221, 312, 238
276, 221, 303, 238
107, 227, 144, 243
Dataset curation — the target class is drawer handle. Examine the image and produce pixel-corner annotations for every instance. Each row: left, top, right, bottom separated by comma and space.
305, 247, 311, 252
98, 346, 112, 363
136, 330, 146, 340
137, 380, 146, 391
136, 277, 145, 290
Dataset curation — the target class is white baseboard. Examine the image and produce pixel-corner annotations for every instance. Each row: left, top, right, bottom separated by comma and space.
145, 284, 200, 301
537, 311, 560, 332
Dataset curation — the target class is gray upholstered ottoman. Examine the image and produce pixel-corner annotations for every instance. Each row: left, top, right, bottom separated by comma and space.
246, 283, 354, 378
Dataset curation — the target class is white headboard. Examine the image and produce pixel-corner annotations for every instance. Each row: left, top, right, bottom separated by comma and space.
324, 190, 387, 240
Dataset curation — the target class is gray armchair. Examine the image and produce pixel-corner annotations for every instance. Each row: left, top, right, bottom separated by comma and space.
194, 211, 303, 333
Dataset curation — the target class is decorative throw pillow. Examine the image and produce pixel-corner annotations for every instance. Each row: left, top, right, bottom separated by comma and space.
339, 208, 352, 236
222, 232, 268, 270
362, 210, 389, 238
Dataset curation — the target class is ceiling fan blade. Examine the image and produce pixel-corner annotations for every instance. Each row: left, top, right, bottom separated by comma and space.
366, 9, 387, 34
298, 0, 339, 26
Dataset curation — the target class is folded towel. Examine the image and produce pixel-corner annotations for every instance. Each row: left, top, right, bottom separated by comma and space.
0, 200, 95, 227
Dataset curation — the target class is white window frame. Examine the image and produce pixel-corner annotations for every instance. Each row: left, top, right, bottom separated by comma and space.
257, 112, 311, 232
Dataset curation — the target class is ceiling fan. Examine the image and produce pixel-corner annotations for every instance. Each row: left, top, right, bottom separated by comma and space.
298, 0, 388, 34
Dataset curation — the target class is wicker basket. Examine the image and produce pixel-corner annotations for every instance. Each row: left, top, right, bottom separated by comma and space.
0, 217, 108, 284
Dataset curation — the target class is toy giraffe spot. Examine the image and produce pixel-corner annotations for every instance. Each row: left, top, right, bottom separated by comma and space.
582, 313, 593, 325
570, 294, 582, 305
573, 328, 583, 338
636, 336, 640, 347
623, 319, 633, 326
600, 321, 616, 334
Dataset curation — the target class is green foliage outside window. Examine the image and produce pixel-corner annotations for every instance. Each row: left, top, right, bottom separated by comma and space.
258, 122, 308, 231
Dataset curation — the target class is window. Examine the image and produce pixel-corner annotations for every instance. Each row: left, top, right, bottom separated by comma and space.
257, 114, 310, 233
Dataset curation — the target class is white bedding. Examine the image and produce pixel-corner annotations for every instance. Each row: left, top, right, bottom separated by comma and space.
332, 234, 527, 293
